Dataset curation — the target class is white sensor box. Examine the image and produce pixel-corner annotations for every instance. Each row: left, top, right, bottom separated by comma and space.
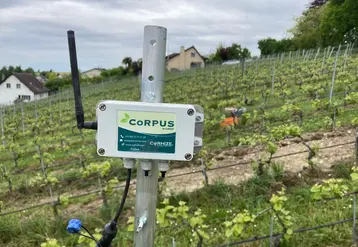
95, 100, 204, 161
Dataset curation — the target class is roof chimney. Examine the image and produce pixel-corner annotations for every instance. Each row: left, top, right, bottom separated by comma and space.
179, 46, 185, 70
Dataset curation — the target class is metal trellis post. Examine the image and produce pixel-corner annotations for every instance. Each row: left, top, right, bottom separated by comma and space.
353, 194, 357, 245
329, 44, 341, 103
134, 25, 167, 247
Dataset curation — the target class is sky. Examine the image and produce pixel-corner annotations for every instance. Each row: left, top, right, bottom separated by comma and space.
0, 0, 311, 72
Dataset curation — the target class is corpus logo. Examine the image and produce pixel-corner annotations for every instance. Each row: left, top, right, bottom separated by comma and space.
120, 113, 174, 128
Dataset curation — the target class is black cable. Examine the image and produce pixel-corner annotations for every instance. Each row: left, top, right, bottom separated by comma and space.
113, 168, 132, 223
76, 232, 96, 241
81, 225, 97, 241
95, 169, 132, 247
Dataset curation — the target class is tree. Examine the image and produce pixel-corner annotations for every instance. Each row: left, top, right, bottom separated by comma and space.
319, 0, 358, 46
131, 61, 140, 76
289, 5, 325, 49
309, 0, 328, 9
14, 66, 22, 73
1, 67, 7, 79
48, 72, 58, 81
122, 57, 132, 68
241, 48, 251, 59
137, 58, 142, 70
258, 38, 296, 55
211, 43, 251, 62
258, 38, 278, 56
287, 0, 358, 48
25, 67, 35, 74
7, 66, 14, 76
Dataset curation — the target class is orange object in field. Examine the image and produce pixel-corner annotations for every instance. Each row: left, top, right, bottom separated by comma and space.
220, 117, 239, 127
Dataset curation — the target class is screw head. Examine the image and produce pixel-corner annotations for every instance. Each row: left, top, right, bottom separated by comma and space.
98, 148, 105, 155
99, 104, 106, 111
184, 153, 192, 160
145, 91, 156, 101
194, 140, 200, 146
196, 116, 201, 121
187, 109, 194, 116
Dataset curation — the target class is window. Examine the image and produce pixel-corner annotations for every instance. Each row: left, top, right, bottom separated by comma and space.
6, 83, 10, 88
191, 52, 196, 57
21, 95, 31, 100
191, 62, 202, 68
16, 84, 21, 89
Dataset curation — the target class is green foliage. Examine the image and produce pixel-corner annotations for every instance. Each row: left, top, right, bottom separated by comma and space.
320, 0, 358, 46
311, 166, 358, 201
0, 65, 36, 77
211, 43, 251, 62
258, 38, 297, 55
289, 5, 325, 49
345, 92, 358, 105
351, 117, 358, 126
259, 0, 357, 52
129, 199, 210, 245
311, 178, 348, 200
29, 172, 59, 188
81, 161, 111, 178
270, 188, 294, 240
40, 238, 65, 247
104, 177, 119, 195
223, 210, 255, 238
59, 193, 70, 207
78, 228, 102, 247
269, 124, 302, 141
312, 99, 330, 111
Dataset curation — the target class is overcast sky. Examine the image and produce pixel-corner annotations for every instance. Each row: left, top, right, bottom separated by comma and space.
0, 0, 311, 72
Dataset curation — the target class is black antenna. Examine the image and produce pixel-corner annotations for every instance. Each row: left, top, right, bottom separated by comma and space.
67, 30, 97, 130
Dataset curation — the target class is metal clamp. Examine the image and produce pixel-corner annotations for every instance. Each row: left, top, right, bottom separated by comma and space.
136, 214, 148, 233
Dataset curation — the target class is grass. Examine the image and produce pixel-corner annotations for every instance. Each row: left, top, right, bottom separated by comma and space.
0, 162, 356, 246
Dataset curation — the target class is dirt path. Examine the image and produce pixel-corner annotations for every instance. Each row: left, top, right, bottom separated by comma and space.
163, 127, 356, 194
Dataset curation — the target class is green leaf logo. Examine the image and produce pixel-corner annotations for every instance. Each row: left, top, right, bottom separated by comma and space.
121, 113, 130, 123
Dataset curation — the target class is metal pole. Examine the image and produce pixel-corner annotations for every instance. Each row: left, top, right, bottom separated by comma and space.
271, 59, 276, 94
314, 47, 320, 62
21, 101, 25, 135
355, 128, 358, 165
344, 43, 350, 71
353, 194, 357, 245
269, 215, 274, 247
50, 97, 53, 123
321, 47, 326, 75
0, 109, 5, 146
34, 100, 38, 122
329, 44, 341, 103
134, 25, 167, 247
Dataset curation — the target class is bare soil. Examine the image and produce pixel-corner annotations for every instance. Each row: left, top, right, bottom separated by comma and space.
3, 127, 357, 214
162, 127, 356, 194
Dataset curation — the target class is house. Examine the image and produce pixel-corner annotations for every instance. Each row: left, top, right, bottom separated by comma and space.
165, 46, 205, 71
56, 72, 71, 79
36, 75, 48, 83
0, 73, 50, 106
81, 68, 106, 78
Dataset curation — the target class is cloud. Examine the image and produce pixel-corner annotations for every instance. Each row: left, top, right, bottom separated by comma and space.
0, 0, 310, 71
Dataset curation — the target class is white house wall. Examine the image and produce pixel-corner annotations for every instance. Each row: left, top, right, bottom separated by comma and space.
34, 92, 49, 100
82, 69, 103, 78
0, 76, 35, 105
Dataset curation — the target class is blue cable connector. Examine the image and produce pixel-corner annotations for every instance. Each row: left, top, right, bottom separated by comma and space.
67, 219, 82, 234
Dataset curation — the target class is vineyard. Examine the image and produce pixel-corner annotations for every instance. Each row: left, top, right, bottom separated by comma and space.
1, 44, 358, 246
